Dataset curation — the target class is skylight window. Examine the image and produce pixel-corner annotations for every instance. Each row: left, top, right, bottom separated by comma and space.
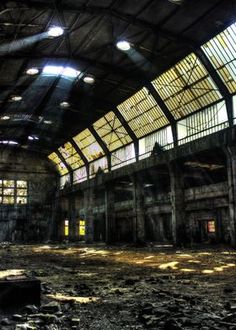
42, 65, 80, 78
0, 140, 18, 145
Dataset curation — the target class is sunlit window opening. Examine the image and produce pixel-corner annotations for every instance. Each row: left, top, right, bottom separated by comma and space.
152, 53, 222, 119
42, 65, 80, 78
48, 152, 68, 176
117, 87, 169, 138
64, 219, 69, 236
208, 220, 216, 233
0, 180, 27, 205
202, 22, 236, 94
79, 220, 86, 236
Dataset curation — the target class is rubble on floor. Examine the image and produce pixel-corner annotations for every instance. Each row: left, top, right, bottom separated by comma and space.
0, 244, 235, 329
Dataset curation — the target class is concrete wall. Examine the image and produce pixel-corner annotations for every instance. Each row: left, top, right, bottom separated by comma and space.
0, 148, 57, 242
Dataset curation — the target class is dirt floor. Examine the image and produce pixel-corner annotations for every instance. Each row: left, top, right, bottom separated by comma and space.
0, 243, 236, 329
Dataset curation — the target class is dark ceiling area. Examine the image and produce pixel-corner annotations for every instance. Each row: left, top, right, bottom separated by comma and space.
0, 0, 235, 154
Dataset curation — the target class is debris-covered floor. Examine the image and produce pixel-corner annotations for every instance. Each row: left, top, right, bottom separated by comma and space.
0, 243, 236, 329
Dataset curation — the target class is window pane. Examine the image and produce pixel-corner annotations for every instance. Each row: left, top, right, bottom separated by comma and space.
3, 188, 14, 196
3, 196, 14, 204
3, 180, 14, 188
17, 181, 27, 188
17, 189, 27, 196
17, 197, 27, 204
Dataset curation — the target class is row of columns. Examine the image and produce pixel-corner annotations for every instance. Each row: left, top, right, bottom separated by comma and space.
65, 146, 236, 246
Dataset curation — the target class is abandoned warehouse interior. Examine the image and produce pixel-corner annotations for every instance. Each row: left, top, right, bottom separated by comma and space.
0, 0, 236, 329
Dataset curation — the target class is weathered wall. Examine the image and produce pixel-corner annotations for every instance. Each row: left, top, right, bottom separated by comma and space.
0, 148, 58, 242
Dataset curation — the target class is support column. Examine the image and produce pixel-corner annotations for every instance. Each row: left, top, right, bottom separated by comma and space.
169, 162, 185, 246
132, 174, 145, 243
105, 183, 115, 244
68, 194, 77, 241
84, 187, 94, 243
224, 146, 236, 246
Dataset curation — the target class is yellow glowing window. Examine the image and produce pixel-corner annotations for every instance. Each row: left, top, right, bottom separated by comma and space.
64, 220, 69, 236
93, 111, 132, 151
48, 152, 68, 176
207, 221, 216, 233
152, 53, 222, 119
117, 87, 169, 138
79, 220, 85, 236
0, 180, 28, 205
73, 129, 104, 161
58, 142, 84, 170
202, 23, 236, 94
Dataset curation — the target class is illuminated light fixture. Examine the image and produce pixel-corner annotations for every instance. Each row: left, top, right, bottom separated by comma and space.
60, 101, 70, 108
43, 120, 52, 125
47, 26, 64, 37
11, 95, 22, 102
26, 67, 39, 75
0, 116, 10, 120
42, 65, 80, 78
28, 135, 39, 141
0, 140, 18, 145
83, 75, 95, 84
116, 40, 131, 51
168, 0, 184, 4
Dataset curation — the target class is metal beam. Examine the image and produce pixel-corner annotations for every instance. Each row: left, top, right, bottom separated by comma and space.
55, 150, 73, 184
89, 125, 111, 171
146, 82, 178, 147
195, 47, 233, 126
69, 138, 90, 180
12, 2, 190, 46
113, 107, 139, 161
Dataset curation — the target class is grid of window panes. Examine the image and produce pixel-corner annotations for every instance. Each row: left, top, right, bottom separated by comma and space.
48, 152, 68, 175
117, 87, 169, 138
152, 53, 222, 119
178, 100, 228, 145
0, 180, 27, 204
202, 23, 236, 94
139, 126, 174, 160
111, 143, 136, 170
58, 142, 84, 170
73, 129, 105, 161
93, 112, 132, 151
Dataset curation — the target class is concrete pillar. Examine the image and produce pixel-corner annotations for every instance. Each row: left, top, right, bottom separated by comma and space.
84, 188, 94, 243
105, 183, 115, 243
224, 146, 236, 246
169, 162, 185, 246
132, 174, 145, 243
68, 194, 77, 241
